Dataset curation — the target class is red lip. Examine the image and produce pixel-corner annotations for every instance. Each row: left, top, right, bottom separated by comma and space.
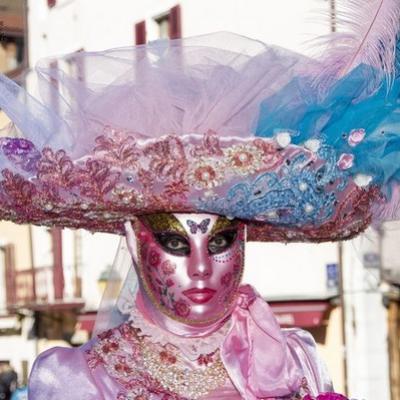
183, 288, 216, 304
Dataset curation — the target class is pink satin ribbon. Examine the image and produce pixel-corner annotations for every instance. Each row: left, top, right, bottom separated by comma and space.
221, 285, 302, 399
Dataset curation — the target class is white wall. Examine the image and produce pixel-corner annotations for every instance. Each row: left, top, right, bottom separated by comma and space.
245, 241, 339, 298
28, 0, 329, 63
381, 220, 400, 285
79, 231, 120, 310
342, 232, 391, 400
0, 251, 6, 314
61, 227, 120, 309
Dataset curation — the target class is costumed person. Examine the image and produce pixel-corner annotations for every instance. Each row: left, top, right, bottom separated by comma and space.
0, 363, 17, 400
0, 1, 399, 398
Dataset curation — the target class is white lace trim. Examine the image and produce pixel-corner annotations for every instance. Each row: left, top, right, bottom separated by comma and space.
128, 305, 231, 361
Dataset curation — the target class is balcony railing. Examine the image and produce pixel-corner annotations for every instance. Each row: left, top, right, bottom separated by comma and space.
6, 265, 55, 308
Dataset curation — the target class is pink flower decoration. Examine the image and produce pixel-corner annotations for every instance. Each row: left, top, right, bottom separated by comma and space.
148, 250, 161, 268
174, 299, 191, 317
303, 393, 348, 400
348, 128, 366, 147
161, 260, 176, 275
221, 272, 233, 287
165, 278, 175, 287
337, 153, 354, 170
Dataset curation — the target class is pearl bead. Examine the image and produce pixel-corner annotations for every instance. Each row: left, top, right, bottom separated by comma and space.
276, 132, 291, 148
267, 211, 278, 219
299, 182, 308, 192
304, 203, 314, 213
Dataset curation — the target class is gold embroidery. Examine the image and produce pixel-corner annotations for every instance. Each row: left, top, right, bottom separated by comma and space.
210, 216, 239, 235
141, 213, 187, 236
141, 343, 228, 399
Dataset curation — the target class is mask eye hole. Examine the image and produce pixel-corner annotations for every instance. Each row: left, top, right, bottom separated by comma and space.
154, 232, 190, 256
208, 230, 237, 255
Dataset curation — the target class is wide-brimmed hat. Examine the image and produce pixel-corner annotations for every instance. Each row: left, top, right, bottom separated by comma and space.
0, 28, 399, 242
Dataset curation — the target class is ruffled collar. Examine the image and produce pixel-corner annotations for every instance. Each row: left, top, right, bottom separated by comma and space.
128, 298, 232, 360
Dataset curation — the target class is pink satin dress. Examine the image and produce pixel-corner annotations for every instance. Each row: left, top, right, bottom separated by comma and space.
28, 286, 333, 400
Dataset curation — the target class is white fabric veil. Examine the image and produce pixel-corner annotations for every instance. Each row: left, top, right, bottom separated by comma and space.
93, 222, 138, 336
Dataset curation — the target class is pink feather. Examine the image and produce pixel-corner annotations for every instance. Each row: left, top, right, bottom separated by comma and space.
312, 0, 400, 94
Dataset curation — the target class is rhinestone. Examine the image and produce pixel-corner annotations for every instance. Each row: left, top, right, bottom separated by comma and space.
354, 174, 372, 188
43, 203, 53, 211
201, 171, 210, 180
238, 153, 248, 162
80, 203, 89, 210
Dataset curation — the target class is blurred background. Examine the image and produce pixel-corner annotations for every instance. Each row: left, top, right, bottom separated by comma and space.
0, 1, 399, 399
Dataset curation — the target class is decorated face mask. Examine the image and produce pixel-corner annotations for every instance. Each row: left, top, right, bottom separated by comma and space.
133, 213, 245, 325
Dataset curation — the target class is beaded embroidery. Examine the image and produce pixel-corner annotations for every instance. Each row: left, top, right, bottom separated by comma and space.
0, 129, 378, 242
86, 322, 229, 400
86, 320, 313, 400
128, 303, 232, 360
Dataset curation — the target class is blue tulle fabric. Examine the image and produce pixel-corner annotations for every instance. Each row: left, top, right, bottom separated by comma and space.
255, 63, 400, 193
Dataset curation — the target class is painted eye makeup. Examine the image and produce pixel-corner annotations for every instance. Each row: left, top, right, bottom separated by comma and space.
154, 232, 190, 256
208, 230, 237, 255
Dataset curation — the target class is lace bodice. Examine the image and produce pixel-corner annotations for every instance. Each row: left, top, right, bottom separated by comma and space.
128, 303, 232, 361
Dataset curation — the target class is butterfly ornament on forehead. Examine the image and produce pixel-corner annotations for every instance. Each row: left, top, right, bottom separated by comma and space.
125, 213, 245, 326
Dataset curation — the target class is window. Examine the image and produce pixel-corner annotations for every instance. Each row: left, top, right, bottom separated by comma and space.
0, 35, 24, 73
0, 0, 28, 77
154, 13, 170, 40
154, 5, 181, 40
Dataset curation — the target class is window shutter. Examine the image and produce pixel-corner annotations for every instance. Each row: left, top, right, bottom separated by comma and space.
49, 60, 59, 114
4, 244, 16, 307
169, 5, 182, 39
51, 228, 64, 300
135, 21, 146, 45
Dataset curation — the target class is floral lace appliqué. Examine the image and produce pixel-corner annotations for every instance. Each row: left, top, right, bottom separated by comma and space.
127, 304, 231, 361
0, 128, 378, 242
86, 322, 229, 400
